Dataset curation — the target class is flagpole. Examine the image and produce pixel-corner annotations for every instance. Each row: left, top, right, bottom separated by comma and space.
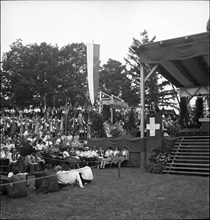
140, 65, 145, 138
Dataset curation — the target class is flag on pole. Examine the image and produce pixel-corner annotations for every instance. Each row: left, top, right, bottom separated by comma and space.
86, 43, 100, 105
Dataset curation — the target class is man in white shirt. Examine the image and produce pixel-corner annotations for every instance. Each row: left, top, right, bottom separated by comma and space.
76, 166, 93, 185
55, 165, 84, 188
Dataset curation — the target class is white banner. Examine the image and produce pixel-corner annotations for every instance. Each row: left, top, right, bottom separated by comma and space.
87, 43, 100, 105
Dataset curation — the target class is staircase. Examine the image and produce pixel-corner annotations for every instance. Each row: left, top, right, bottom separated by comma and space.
163, 136, 209, 176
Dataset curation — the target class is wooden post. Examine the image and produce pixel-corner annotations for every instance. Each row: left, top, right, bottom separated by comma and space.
111, 95, 114, 123
65, 97, 68, 135
140, 65, 145, 138
118, 162, 121, 178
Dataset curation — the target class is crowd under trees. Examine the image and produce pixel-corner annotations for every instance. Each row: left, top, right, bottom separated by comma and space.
1, 30, 208, 130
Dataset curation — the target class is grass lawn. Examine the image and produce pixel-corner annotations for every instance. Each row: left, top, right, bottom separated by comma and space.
0, 167, 209, 220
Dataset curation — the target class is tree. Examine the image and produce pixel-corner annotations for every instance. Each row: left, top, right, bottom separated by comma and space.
193, 96, 204, 125
207, 18, 210, 31
1, 40, 89, 108
99, 59, 137, 106
125, 30, 178, 109
57, 43, 88, 107
179, 97, 189, 129
1, 40, 60, 107
90, 111, 104, 137
126, 108, 139, 136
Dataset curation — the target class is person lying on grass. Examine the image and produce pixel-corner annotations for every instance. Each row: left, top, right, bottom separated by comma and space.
54, 164, 85, 189
75, 166, 93, 185
32, 163, 59, 194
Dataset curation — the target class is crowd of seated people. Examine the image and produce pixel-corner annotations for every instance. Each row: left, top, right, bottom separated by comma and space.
0, 129, 130, 174
0, 105, 130, 199
100, 146, 129, 169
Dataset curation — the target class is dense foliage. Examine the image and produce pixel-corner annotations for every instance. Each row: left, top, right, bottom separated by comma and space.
125, 30, 178, 109
193, 96, 204, 125
1, 31, 179, 112
1, 40, 88, 108
147, 138, 176, 174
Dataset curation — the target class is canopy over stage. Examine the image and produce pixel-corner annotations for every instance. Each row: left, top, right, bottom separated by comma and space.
135, 31, 210, 97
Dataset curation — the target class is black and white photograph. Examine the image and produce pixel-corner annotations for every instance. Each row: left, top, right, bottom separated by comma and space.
0, 1, 209, 219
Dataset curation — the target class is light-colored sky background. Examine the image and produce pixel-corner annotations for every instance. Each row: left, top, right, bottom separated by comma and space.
1, 1, 209, 65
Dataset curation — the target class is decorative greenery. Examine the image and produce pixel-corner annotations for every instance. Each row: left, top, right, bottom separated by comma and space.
90, 111, 104, 137
147, 137, 176, 174
193, 96, 204, 125
179, 97, 189, 129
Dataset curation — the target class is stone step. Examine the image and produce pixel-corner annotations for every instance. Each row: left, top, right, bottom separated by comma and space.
170, 155, 209, 159
174, 145, 209, 149
164, 166, 209, 171
171, 152, 209, 155
163, 170, 209, 176
172, 150, 209, 154
175, 143, 210, 146
173, 147, 209, 150
177, 136, 210, 139
173, 159, 209, 163
166, 162, 209, 167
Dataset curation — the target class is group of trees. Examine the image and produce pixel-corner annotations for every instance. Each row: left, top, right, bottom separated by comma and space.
2, 29, 208, 131
1, 30, 177, 113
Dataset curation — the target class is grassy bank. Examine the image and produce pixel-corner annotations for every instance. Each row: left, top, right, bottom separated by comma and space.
0, 167, 209, 219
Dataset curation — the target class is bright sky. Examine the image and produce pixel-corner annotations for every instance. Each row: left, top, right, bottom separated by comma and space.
1, 1, 209, 65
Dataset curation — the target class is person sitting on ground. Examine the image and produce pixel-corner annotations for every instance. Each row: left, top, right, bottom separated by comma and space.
55, 164, 85, 189
76, 166, 93, 185
5, 167, 28, 198
32, 163, 59, 194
